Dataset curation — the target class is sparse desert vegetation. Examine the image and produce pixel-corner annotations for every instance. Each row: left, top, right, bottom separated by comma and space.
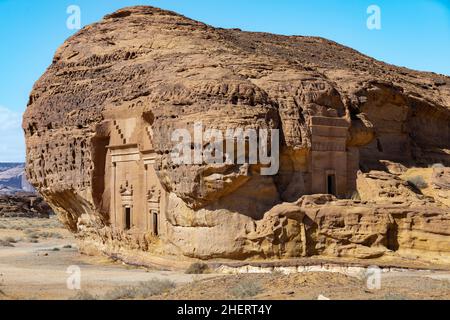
102, 279, 176, 300
0, 216, 68, 245
0, 216, 450, 300
0, 238, 15, 247
407, 175, 428, 189
150, 272, 450, 300
230, 279, 264, 298
70, 279, 176, 300
185, 262, 210, 274
70, 290, 98, 301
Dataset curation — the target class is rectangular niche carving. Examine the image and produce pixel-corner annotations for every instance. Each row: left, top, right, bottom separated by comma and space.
152, 211, 159, 236
125, 206, 132, 230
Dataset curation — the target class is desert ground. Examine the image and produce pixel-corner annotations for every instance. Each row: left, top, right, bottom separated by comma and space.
0, 216, 449, 300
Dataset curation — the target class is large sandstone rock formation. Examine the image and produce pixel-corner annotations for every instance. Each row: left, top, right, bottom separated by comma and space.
23, 6, 450, 265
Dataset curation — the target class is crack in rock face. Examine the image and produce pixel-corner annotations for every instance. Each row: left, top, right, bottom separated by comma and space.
23, 6, 450, 263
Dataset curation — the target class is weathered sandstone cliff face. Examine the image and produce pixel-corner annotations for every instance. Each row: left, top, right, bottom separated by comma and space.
23, 6, 450, 264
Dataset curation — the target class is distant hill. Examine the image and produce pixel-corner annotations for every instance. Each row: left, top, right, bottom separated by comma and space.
0, 163, 35, 194
0, 163, 23, 171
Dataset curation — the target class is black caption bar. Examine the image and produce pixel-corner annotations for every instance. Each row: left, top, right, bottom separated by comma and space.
0, 300, 447, 319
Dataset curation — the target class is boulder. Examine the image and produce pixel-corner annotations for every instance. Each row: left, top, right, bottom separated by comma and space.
432, 167, 450, 190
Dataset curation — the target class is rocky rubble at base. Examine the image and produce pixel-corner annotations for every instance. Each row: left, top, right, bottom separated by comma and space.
0, 193, 53, 218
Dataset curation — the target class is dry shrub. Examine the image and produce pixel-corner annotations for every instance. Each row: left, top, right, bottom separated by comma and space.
0, 239, 14, 247
70, 290, 98, 300
102, 279, 176, 300
230, 280, 263, 298
407, 175, 428, 189
185, 262, 209, 274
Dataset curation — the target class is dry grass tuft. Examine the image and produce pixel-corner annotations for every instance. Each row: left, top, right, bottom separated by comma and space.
230, 279, 263, 298
185, 262, 210, 274
102, 279, 176, 300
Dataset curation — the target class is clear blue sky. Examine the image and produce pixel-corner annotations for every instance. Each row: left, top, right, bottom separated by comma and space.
0, 0, 449, 162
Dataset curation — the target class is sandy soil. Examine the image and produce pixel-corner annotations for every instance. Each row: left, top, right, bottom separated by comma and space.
0, 217, 214, 300
1, 217, 449, 300
156, 271, 450, 300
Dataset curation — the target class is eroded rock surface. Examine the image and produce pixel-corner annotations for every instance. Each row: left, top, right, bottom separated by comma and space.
432, 167, 450, 190
0, 193, 53, 218
23, 6, 450, 264
356, 171, 426, 203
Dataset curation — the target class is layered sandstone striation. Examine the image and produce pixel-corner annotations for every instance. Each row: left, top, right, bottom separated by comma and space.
23, 6, 450, 265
